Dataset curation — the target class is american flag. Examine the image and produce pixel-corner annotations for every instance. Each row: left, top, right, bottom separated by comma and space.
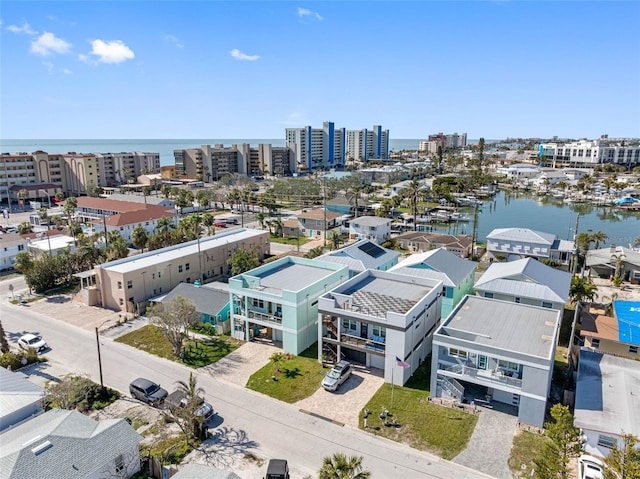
395, 356, 410, 368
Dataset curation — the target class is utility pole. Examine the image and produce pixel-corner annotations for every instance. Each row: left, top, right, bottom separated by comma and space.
572, 213, 580, 275
323, 177, 327, 248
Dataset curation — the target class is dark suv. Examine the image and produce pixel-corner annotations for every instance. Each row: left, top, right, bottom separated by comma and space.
129, 378, 168, 406
265, 459, 289, 479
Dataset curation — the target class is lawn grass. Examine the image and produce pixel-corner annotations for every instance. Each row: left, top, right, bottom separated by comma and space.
269, 235, 311, 246
115, 325, 241, 368
359, 359, 478, 460
508, 430, 550, 477
246, 343, 327, 403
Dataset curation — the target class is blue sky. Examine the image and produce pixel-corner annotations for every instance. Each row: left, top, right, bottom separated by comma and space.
2, 1, 639, 139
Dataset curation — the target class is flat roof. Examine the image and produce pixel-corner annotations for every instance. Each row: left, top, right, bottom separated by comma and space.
254, 262, 338, 294
100, 229, 266, 274
436, 296, 560, 359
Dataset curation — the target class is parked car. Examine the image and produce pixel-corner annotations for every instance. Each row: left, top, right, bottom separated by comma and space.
214, 221, 227, 228
321, 360, 352, 392
264, 459, 289, 479
129, 378, 168, 407
578, 455, 604, 479
17, 333, 48, 352
165, 389, 214, 420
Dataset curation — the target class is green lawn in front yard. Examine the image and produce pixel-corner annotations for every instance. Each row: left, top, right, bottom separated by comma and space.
269, 235, 311, 246
359, 359, 478, 460
246, 343, 326, 403
115, 324, 241, 368
508, 430, 550, 477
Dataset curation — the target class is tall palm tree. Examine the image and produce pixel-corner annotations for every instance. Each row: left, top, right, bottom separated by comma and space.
611, 253, 626, 279
318, 453, 370, 479
155, 217, 176, 248
132, 225, 148, 253
400, 179, 426, 231
590, 230, 608, 250
329, 231, 341, 251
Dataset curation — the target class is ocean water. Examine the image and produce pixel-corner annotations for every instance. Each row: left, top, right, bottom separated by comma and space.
0, 138, 424, 167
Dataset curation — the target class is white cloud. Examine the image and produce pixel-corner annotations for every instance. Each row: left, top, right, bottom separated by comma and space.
30, 32, 71, 56
230, 48, 259, 61
7, 21, 37, 35
83, 39, 135, 64
165, 34, 184, 49
63, 68, 72, 75
297, 7, 323, 21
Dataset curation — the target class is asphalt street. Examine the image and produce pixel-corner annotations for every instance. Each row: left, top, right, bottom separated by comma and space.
1, 300, 494, 479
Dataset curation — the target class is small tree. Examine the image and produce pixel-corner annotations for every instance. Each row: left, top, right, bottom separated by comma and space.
534, 404, 583, 478
318, 453, 370, 479
569, 276, 598, 304
17, 221, 33, 234
227, 247, 260, 276
604, 433, 640, 479
131, 225, 148, 253
167, 373, 208, 445
0, 320, 10, 353
147, 296, 199, 357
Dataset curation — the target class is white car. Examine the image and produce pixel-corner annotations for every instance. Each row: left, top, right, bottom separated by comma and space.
17, 333, 48, 352
578, 455, 604, 479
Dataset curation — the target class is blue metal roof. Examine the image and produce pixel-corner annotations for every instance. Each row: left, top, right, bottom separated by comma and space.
614, 300, 640, 346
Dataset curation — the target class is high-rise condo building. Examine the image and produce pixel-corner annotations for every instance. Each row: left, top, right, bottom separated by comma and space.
286, 121, 348, 172
346, 125, 389, 163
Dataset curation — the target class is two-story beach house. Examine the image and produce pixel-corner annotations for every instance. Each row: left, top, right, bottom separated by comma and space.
486, 228, 574, 266
430, 295, 561, 428
348, 216, 391, 243
229, 256, 349, 354
318, 270, 442, 385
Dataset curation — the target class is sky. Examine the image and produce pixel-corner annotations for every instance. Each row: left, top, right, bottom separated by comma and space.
1, 1, 639, 140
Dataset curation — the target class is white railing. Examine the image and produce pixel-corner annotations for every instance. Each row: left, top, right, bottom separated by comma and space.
247, 310, 282, 325
443, 362, 523, 388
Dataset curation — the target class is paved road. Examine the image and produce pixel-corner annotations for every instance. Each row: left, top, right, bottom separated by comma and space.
1, 301, 495, 479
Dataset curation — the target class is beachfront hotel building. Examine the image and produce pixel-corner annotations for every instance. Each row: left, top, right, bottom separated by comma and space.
86, 228, 269, 312
94, 152, 160, 187
318, 269, 442, 385
539, 138, 640, 169
229, 256, 349, 355
345, 125, 389, 163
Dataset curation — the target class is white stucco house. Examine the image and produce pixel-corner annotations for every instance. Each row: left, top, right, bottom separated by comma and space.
348, 216, 392, 243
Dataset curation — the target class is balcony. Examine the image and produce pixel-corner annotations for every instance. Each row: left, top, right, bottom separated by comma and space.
441, 363, 522, 388
341, 333, 385, 354
246, 309, 282, 326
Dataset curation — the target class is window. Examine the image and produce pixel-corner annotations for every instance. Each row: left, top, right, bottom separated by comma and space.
185, 263, 190, 271
514, 297, 521, 304
597, 435, 617, 449
591, 338, 600, 349
498, 360, 520, 372
18, 245, 24, 251
152, 273, 155, 280
449, 348, 468, 359
115, 454, 124, 473
158, 271, 161, 278
372, 325, 386, 340
252, 298, 264, 309
127, 280, 132, 289
342, 319, 357, 332
119, 298, 124, 306
633, 271, 640, 280
629, 346, 638, 354
542, 301, 553, 309
117, 281, 122, 290
178, 265, 183, 273
484, 292, 494, 299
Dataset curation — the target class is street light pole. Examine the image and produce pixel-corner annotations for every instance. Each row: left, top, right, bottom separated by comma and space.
95, 319, 110, 391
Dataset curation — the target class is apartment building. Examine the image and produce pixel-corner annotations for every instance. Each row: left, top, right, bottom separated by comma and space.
229, 256, 349, 354
539, 138, 640, 168
318, 270, 442, 385
92, 228, 269, 312
286, 121, 347, 172
431, 295, 560, 428
419, 133, 467, 153
346, 125, 389, 163
94, 152, 160, 187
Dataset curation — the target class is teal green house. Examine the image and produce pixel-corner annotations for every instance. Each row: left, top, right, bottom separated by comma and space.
229, 257, 349, 355
389, 248, 477, 319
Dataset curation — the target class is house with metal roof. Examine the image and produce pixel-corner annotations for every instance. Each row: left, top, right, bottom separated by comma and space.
486, 227, 574, 265
574, 349, 640, 458
586, 245, 640, 282
318, 270, 442, 384
0, 368, 46, 432
348, 216, 391, 243
229, 256, 349, 354
0, 409, 142, 479
389, 248, 476, 319
474, 257, 571, 310
315, 239, 399, 277
430, 295, 561, 428
394, 232, 473, 258
580, 300, 640, 359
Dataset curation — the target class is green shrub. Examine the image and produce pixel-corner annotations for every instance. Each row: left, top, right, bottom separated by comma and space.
44, 375, 120, 411
0, 349, 43, 370
190, 322, 217, 336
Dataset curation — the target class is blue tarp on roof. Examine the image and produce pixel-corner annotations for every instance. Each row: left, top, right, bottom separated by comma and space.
614, 300, 640, 346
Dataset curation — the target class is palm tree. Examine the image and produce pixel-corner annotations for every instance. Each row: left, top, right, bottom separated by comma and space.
17, 221, 33, 234
38, 207, 49, 229
611, 252, 626, 279
256, 212, 266, 230
400, 179, 426, 231
142, 185, 151, 203
14, 251, 34, 275
155, 217, 176, 248
132, 225, 148, 253
318, 453, 370, 479
202, 213, 216, 236
590, 230, 608, 250
329, 231, 341, 251
569, 276, 598, 304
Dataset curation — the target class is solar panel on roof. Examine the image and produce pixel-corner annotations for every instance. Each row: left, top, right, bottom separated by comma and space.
357, 242, 386, 258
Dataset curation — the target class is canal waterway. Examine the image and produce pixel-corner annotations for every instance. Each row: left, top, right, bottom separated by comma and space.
426, 190, 639, 248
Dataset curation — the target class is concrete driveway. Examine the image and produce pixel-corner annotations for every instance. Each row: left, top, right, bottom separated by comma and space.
295, 364, 384, 427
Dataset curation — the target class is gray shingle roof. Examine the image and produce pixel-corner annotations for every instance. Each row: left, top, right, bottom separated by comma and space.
474, 258, 571, 303
0, 409, 142, 479
160, 283, 229, 315
389, 248, 476, 286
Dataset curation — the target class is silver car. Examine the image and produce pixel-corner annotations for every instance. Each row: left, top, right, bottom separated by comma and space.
321, 360, 352, 392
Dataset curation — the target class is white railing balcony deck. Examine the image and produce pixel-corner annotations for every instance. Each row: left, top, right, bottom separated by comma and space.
443, 363, 522, 388
247, 309, 283, 326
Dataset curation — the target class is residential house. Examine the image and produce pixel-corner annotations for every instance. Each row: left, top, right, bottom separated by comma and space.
389, 248, 476, 319
154, 282, 231, 334
586, 245, 640, 282
474, 257, 571, 311
579, 300, 640, 359
574, 349, 640, 458
430, 296, 561, 428
348, 216, 391, 243
296, 208, 344, 241
486, 227, 574, 265
530, 170, 568, 188
394, 232, 473, 258
318, 270, 442, 385
389, 179, 429, 197
315, 239, 399, 277
0, 368, 46, 431
0, 409, 142, 479
91, 228, 269, 312
108, 193, 175, 209
0, 233, 28, 271
229, 256, 349, 354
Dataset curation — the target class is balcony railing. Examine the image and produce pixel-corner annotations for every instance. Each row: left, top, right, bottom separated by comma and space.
442, 363, 522, 388
247, 309, 282, 326
341, 334, 385, 353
